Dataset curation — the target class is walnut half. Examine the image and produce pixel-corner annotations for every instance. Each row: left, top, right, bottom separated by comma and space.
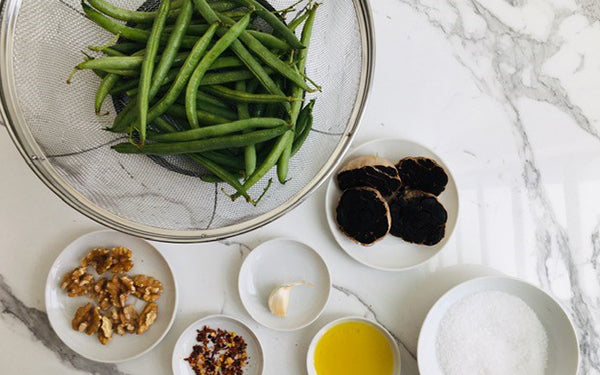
98, 315, 113, 345
82, 248, 113, 275
110, 247, 134, 274
61, 267, 94, 297
72, 303, 101, 335
107, 275, 135, 308
110, 305, 138, 336
133, 275, 163, 302
137, 302, 158, 334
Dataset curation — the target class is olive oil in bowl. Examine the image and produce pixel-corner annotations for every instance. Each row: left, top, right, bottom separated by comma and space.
312, 320, 398, 375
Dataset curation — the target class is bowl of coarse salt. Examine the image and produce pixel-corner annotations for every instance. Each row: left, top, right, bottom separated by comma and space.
417, 276, 579, 375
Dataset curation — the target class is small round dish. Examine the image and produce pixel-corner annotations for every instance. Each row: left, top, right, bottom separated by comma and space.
172, 314, 264, 375
418, 276, 580, 375
307, 316, 401, 375
325, 138, 459, 271
45, 230, 178, 363
238, 238, 331, 331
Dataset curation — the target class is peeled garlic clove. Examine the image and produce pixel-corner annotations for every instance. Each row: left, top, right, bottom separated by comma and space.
268, 282, 310, 317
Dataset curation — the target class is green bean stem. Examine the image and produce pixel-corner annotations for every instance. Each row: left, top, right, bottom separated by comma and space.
236, 0, 303, 49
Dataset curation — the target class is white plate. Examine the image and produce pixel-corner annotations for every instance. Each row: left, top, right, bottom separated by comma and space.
238, 238, 331, 331
325, 138, 459, 271
418, 276, 580, 375
306, 316, 401, 375
172, 314, 264, 375
45, 230, 178, 363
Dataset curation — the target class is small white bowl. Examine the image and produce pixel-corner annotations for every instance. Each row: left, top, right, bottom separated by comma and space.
325, 138, 459, 271
172, 314, 264, 375
45, 230, 178, 363
306, 316, 401, 375
238, 238, 331, 331
418, 276, 580, 375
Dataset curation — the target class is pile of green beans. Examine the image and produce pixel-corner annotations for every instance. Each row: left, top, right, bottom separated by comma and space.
72, 0, 318, 205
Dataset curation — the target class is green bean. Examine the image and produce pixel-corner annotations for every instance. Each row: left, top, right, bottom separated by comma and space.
236, 0, 303, 49
278, 4, 317, 182
174, 95, 237, 120
165, 103, 232, 125
192, 0, 290, 113
138, 0, 171, 145
208, 56, 244, 70
112, 126, 287, 155
201, 150, 245, 170
291, 100, 314, 155
200, 174, 224, 183
77, 56, 148, 71
150, 0, 193, 100
188, 154, 252, 202
182, 24, 291, 50
122, 67, 274, 96
128, 23, 218, 135
150, 118, 286, 142
87, 0, 184, 23
208, 0, 240, 12
82, 4, 198, 48
99, 47, 127, 57
234, 130, 292, 199
219, 13, 310, 91
152, 116, 178, 133
102, 68, 139, 76
294, 99, 314, 138
105, 43, 145, 54
95, 73, 120, 115
186, 13, 251, 128
288, 9, 310, 31
205, 85, 295, 103
236, 81, 255, 175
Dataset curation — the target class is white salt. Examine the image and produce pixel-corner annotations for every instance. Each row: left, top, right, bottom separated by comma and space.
436, 290, 548, 375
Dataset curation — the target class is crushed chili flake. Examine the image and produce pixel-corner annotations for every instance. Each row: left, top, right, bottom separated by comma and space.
185, 326, 248, 375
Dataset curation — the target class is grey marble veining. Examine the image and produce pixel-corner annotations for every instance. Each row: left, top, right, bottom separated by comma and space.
0, 275, 125, 375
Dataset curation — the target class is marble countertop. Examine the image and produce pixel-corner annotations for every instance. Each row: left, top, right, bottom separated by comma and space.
2, 0, 600, 374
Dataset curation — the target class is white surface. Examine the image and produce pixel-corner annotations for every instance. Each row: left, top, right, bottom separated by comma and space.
238, 238, 331, 331
45, 230, 177, 363
325, 138, 459, 271
3, 0, 600, 373
172, 314, 263, 375
306, 316, 401, 375
418, 277, 579, 375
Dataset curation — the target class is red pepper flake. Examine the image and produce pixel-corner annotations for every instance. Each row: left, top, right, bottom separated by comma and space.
185, 326, 248, 375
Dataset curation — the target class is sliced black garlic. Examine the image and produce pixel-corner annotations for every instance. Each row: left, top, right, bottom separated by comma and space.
336, 155, 402, 197
336, 187, 391, 246
396, 157, 448, 196
389, 190, 447, 246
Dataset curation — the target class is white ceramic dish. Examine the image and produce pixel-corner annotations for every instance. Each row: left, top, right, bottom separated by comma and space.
306, 316, 401, 375
418, 276, 580, 375
325, 138, 459, 271
238, 238, 331, 331
172, 314, 264, 375
45, 230, 178, 363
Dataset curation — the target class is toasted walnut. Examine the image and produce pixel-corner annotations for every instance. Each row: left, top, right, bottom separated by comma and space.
133, 275, 163, 302
82, 248, 113, 274
90, 278, 112, 310
71, 303, 101, 335
109, 247, 134, 273
98, 315, 113, 345
111, 305, 138, 335
106, 275, 135, 308
61, 267, 94, 297
137, 302, 158, 334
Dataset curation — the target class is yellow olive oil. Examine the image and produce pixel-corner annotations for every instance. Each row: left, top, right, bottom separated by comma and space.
314, 321, 394, 375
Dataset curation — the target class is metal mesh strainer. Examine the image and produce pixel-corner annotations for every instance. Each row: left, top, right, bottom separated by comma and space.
0, 0, 374, 242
